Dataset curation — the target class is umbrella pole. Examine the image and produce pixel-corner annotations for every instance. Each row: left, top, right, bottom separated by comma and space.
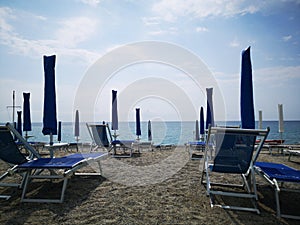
50, 132, 53, 145
113, 130, 118, 140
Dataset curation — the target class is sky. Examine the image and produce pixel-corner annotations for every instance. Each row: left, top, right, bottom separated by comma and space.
0, 0, 300, 123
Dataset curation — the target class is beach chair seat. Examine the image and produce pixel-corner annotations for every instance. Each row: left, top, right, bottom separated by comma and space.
86, 123, 134, 158
18, 152, 107, 203
254, 162, 300, 219
201, 126, 269, 214
0, 123, 107, 203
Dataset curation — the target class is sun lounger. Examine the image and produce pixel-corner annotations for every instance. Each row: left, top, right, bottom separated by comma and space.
0, 123, 107, 203
18, 152, 107, 203
254, 162, 300, 219
186, 141, 205, 160
201, 126, 269, 214
86, 123, 134, 157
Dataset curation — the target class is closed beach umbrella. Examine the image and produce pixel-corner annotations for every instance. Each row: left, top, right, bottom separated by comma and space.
23, 93, 32, 136
240, 47, 255, 129
195, 120, 200, 141
206, 88, 215, 129
42, 55, 57, 145
57, 121, 62, 142
136, 108, 141, 138
74, 110, 80, 142
17, 111, 22, 136
258, 110, 263, 129
278, 104, 284, 142
111, 90, 118, 131
200, 106, 205, 137
148, 120, 152, 142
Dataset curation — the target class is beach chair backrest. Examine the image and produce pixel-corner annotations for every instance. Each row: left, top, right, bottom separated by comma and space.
0, 126, 28, 165
207, 127, 269, 174
90, 125, 110, 147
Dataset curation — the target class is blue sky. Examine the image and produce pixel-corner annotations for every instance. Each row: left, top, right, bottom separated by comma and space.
0, 0, 300, 123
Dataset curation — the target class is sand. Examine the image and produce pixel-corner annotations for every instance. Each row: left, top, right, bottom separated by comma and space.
0, 146, 299, 225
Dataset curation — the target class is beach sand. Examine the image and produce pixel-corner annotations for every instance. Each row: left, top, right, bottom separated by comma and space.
0, 146, 299, 225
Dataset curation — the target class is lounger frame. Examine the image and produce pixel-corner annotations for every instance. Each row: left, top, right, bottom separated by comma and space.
201, 126, 269, 214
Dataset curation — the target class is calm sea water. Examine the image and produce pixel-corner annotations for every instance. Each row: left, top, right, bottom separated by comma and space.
5, 120, 300, 145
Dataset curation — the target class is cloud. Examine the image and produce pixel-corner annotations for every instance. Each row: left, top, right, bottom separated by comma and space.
254, 66, 300, 83
0, 7, 15, 32
195, 26, 208, 32
142, 17, 161, 26
282, 35, 292, 42
79, 0, 101, 7
148, 27, 178, 36
229, 38, 240, 48
55, 17, 98, 48
151, 0, 262, 21
0, 7, 100, 64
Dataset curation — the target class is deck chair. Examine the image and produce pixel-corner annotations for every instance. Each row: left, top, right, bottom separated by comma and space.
201, 126, 269, 214
0, 124, 40, 200
86, 123, 134, 158
254, 162, 300, 219
187, 141, 206, 160
0, 123, 108, 203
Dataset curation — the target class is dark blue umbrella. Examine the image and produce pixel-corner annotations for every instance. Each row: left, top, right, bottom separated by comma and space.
206, 88, 215, 129
74, 110, 80, 142
200, 106, 205, 136
111, 90, 118, 140
23, 93, 32, 136
136, 108, 141, 138
42, 55, 57, 145
195, 120, 200, 141
240, 47, 255, 129
111, 90, 118, 131
148, 120, 152, 142
57, 121, 62, 142
17, 111, 22, 136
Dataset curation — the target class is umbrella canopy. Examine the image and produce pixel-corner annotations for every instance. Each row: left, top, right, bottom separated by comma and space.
136, 108, 141, 137
111, 90, 118, 131
200, 106, 205, 135
17, 111, 22, 136
74, 110, 80, 141
195, 120, 200, 141
57, 121, 62, 142
206, 88, 215, 129
148, 120, 152, 142
23, 92, 32, 132
240, 47, 255, 129
42, 55, 57, 136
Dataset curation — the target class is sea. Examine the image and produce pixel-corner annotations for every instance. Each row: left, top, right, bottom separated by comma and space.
4, 120, 300, 146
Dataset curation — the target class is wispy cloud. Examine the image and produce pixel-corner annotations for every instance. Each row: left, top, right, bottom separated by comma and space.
151, 0, 262, 22
142, 17, 161, 26
195, 26, 208, 32
0, 7, 100, 64
282, 35, 292, 42
79, 0, 101, 7
229, 38, 240, 48
55, 17, 98, 48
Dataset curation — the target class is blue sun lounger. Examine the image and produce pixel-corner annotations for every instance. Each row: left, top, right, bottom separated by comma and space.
0, 123, 108, 203
18, 152, 107, 203
254, 162, 300, 219
201, 126, 269, 214
187, 141, 205, 159
86, 123, 134, 157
